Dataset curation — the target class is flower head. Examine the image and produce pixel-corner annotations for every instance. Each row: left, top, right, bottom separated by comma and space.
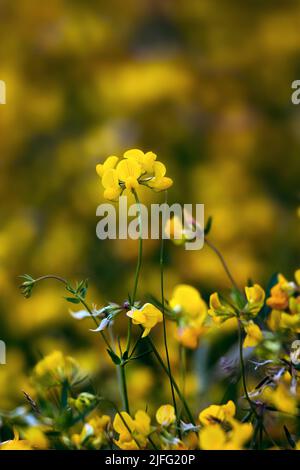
113, 410, 151, 450
198, 400, 253, 450
96, 149, 173, 201
127, 303, 163, 337
267, 270, 300, 333
169, 284, 207, 349
156, 405, 176, 427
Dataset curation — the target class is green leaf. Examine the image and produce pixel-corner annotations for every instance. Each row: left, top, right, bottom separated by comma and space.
107, 349, 121, 365
65, 297, 80, 304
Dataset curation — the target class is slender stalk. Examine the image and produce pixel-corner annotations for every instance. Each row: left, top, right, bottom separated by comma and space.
31, 275, 113, 351
131, 190, 143, 305
119, 364, 130, 413
179, 345, 187, 400
159, 198, 180, 433
146, 334, 195, 425
205, 237, 239, 291
126, 190, 143, 354
237, 319, 257, 418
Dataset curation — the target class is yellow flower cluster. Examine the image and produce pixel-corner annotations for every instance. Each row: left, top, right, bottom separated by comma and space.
209, 284, 265, 348
267, 270, 300, 332
33, 350, 81, 387
96, 149, 173, 201
198, 400, 253, 450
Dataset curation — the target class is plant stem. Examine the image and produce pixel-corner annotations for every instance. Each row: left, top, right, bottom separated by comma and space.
146, 334, 195, 425
126, 190, 143, 354
32, 274, 113, 351
237, 319, 257, 418
179, 345, 187, 400
205, 237, 239, 291
119, 364, 130, 413
159, 196, 180, 434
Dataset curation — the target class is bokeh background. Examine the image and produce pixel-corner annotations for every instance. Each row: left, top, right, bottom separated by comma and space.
0, 0, 299, 413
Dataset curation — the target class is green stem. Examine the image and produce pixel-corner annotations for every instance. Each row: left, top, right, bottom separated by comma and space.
126, 190, 143, 354
119, 364, 130, 413
179, 345, 187, 400
146, 334, 195, 425
159, 194, 180, 434
131, 190, 143, 305
238, 319, 257, 418
205, 238, 239, 291
31, 275, 113, 351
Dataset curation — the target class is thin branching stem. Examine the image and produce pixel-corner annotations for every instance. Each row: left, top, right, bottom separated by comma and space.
205, 237, 240, 291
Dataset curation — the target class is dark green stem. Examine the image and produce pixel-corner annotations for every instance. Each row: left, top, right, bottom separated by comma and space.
160, 193, 180, 434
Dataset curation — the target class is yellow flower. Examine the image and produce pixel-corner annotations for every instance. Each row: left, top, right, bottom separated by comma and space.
96, 148, 173, 201
116, 158, 142, 190
113, 410, 151, 450
208, 293, 236, 323
127, 303, 163, 337
24, 427, 49, 450
170, 284, 207, 349
243, 321, 263, 348
0, 429, 32, 451
96, 155, 119, 177
71, 414, 110, 449
244, 284, 265, 317
124, 148, 157, 173
262, 383, 297, 415
199, 400, 236, 426
266, 275, 289, 310
33, 350, 80, 387
295, 269, 300, 286
199, 424, 226, 450
209, 284, 265, 324
267, 271, 300, 332
198, 401, 253, 450
147, 162, 173, 191
170, 284, 206, 319
156, 405, 176, 427
101, 168, 122, 201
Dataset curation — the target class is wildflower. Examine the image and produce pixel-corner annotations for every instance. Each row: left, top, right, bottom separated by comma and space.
113, 410, 151, 450
243, 321, 263, 348
244, 284, 266, 317
209, 284, 265, 323
126, 303, 163, 337
96, 155, 119, 177
156, 405, 176, 427
24, 427, 49, 450
199, 400, 236, 426
208, 292, 236, 324
96, 149, 173, 201
169, 284, 207, 349
267, 270, 300, 333
33, 350, 81, 387
0, 429, 33, 450
198, 400, 253, 450
262, 382, 297, 415
71, 414, 110, 449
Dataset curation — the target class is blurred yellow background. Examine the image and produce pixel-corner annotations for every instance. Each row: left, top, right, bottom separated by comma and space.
0, 0, 299, 409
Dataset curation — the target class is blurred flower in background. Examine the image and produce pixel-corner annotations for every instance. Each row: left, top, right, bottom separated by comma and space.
0, 0, 299, 419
